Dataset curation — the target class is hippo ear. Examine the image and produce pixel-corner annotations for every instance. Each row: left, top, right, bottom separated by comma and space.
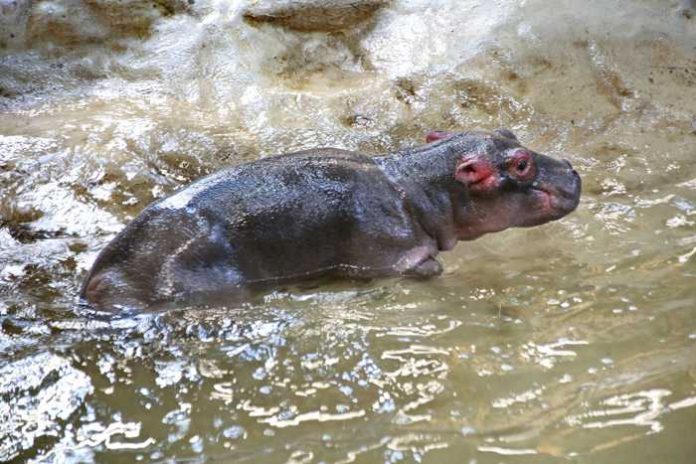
426, 131, 456, 143
494, 128, 518, 141
455, 156, 499, 192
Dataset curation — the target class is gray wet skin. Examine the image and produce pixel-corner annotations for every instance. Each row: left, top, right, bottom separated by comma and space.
80, 129, 581, 311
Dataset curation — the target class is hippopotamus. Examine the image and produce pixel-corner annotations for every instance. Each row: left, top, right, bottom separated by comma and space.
80, 129, 581, 311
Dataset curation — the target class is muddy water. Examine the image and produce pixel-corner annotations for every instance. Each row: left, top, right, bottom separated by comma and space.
1, 0, 696, 462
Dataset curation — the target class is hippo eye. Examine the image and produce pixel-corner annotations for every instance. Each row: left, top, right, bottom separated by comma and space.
508, 151, 535, 181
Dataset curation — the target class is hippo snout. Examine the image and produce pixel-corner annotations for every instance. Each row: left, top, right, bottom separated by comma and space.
563, 159, 580, 178
551, 163, 582, 214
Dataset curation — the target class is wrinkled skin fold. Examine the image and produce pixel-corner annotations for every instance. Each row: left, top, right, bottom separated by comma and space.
81, 130, 581, 311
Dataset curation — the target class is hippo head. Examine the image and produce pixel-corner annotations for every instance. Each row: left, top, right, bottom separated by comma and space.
426, 129, 581, 241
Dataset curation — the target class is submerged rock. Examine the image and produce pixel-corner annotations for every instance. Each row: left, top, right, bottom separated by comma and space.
243, 0, 390, 31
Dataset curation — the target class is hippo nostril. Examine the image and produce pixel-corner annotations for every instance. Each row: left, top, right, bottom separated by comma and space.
563, 159, 573, 169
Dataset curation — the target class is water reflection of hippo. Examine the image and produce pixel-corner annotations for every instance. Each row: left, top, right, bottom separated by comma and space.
81, 130, 581, 311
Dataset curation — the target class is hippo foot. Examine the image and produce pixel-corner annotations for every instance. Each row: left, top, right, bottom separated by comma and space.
404, 258, 443, 279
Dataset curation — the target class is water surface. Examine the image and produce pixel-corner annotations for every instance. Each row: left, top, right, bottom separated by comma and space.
1, 0, 695, 462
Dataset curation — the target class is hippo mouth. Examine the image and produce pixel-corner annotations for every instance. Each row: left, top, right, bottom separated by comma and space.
531, 186, 553, 212
532, 178, 581, 218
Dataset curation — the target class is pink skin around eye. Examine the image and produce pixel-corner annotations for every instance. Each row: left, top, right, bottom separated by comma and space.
508, 150, 534, 181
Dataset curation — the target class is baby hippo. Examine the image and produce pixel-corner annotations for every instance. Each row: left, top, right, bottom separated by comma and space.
81, 129, 581, 310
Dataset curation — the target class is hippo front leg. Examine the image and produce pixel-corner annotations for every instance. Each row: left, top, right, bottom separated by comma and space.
395, 245, 443, 279
404, 258, 443, 278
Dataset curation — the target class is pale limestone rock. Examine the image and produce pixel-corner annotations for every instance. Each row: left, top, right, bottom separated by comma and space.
679, 0, 695, 18
0, 0, 31, 50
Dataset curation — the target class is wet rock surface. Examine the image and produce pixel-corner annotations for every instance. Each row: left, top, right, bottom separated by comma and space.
1, 0, 191, 49
243, 0, 390, 31
0, 0, 31, 50
1, 0, 696, 462
679, 0, 695, 18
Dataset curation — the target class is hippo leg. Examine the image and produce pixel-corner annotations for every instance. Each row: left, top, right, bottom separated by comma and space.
404, 258, 443, 279
154, 224, 244, 301
394, 245, 442, 278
